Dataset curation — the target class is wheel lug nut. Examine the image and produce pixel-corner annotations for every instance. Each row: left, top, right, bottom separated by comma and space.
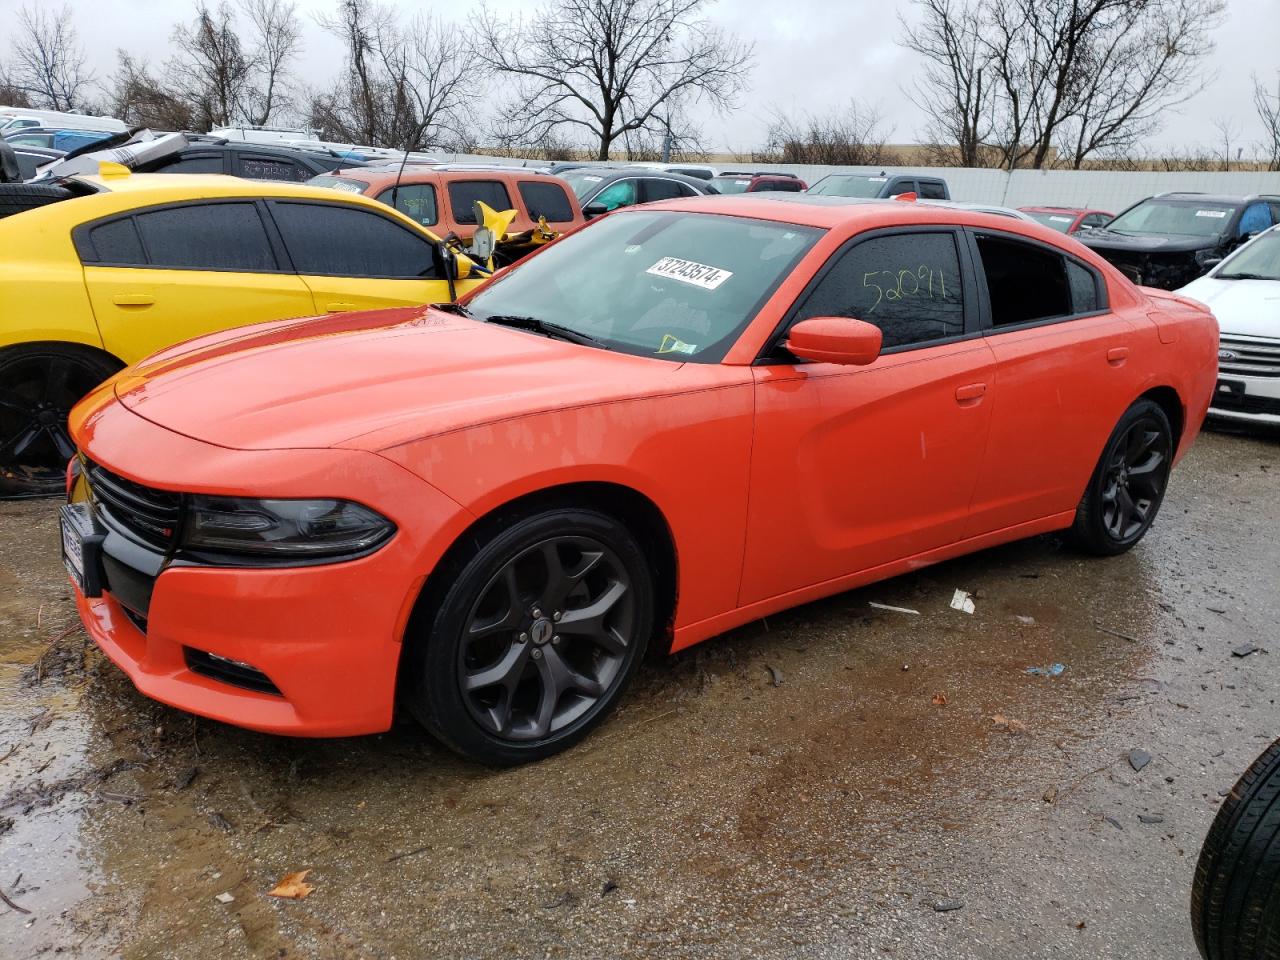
518, 632, 528, 643
553, 611, 562, 622
532, 607, 542, 618
552, 636, 560, 645
531, 648, 542, 659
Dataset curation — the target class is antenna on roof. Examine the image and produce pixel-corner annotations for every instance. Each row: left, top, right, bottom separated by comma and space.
390, 144, 412, 216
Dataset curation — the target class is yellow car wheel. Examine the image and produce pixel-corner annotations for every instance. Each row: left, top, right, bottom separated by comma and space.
0, 343, 122, 498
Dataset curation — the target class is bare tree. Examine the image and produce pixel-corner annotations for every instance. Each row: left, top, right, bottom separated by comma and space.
900, 0, 993, 167
1211, 116, 1242, 171
241, 0, 303, 125
8, 4, 94, 110
1255, 73, 1280, 172
102, 52, 196, 131
312, 0, 468, 150
754, 102, 893, 166
472, 0, 753, 161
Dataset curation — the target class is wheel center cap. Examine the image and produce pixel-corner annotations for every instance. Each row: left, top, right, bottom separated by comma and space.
36, 409, 58, 426
529, 618, 554, 646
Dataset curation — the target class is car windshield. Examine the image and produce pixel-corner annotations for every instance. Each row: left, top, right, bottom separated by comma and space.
1106, 200, 1238, 237
1217, 230, 1280, 281
463, 210, 822, 363
561, 170, 611, 200
1025, 211, 1076, 232
807, 175, 887, 198
712, 177, 753, 194
308, 174, 370, 194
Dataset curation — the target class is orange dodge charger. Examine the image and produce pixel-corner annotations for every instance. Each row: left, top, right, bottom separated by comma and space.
64, 195, 1218, 765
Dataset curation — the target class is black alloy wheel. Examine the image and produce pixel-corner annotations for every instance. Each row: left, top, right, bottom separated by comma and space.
1070, 398, 1173, 555
0, 345, 120, 498
405, 507, 654, 765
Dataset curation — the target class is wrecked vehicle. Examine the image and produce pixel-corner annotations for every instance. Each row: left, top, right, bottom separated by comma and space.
63, 194, 1216, 765
1079, 192, 1280, 289
0, 165, 507, 497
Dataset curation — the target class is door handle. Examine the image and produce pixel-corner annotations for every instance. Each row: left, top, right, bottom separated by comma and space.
111, 293, 155, 307
325, 301, 357, 312
955, 382, 987, 405
1107, 346, 1129, 365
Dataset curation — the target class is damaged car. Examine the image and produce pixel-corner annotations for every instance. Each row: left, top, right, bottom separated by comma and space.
1079, 192, 1280, 289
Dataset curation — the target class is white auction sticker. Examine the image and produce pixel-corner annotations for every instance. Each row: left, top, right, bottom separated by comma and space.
1195, 209, 1228, 218
1049, 215, 1072, 223
646, 256, 733, 290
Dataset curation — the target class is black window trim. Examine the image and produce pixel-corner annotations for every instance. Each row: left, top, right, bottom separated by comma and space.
962, 227, 1110, 336
754, 224, 983, 365
72, 197, 287, 274
263, 197, 443, 281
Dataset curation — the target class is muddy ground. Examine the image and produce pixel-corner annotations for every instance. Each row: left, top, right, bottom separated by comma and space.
1, 427, 1277, 959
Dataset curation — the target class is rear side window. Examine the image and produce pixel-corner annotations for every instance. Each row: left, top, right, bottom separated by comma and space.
794, 231, 966, 349
975, 235, 1071, 327
238, 154, 308, 182
918, 181, 947, 200
270, 201, 438, 278
84, 218, 147, 265
447, 180, 512, 224
376, 184, 439, 227
1066, 260, 1101, 313
157, 153, 224, 174
134, 203, 277, 272
642, 178, 687, 202
517, 180, 574, 222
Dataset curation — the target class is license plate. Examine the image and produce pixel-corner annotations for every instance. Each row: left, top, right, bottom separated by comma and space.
60, 503, 99, 595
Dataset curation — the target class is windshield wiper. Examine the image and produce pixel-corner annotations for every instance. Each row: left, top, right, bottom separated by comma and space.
480, 314, 609, 349
433, 301, 472, 316
1217, 272, 1275, 281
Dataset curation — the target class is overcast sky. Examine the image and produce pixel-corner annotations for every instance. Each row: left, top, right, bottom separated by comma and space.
2, 0, 1276, 155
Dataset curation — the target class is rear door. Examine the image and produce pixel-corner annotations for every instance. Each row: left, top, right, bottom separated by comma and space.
962, 229, 1141, 536
266, 199, 456, 312
77, 200, 314, 364
640, 177, 699, 202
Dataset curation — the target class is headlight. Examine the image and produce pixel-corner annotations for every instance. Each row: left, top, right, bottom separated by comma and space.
181, 496, 395, 564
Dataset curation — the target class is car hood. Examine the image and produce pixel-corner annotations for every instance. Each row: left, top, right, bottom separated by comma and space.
1079, 229, 1215, 254
112, 306, 688, 451
1177, 277, 1280, 338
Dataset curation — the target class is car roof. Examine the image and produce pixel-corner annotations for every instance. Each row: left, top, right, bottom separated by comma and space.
72, 172, 386, 202
1152, 192, 1280, 204
319, 166, 569, 190
1019, 205, 1091, 213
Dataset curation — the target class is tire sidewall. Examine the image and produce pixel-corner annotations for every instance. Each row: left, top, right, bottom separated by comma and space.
408, 507, 654, 765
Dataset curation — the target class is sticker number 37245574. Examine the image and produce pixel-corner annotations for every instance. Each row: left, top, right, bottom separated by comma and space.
646, 257, 734, 290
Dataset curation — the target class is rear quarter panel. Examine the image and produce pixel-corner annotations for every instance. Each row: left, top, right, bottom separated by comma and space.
1140, 288, 1219, 459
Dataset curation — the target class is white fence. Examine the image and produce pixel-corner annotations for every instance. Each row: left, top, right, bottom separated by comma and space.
440, 153, 1280, 212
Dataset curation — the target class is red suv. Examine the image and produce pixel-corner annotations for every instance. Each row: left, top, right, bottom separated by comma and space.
709, 172, 807, 194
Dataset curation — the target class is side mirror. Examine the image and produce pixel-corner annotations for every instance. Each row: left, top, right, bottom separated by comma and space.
785, 316, 882, 365
583, 202, 608, 218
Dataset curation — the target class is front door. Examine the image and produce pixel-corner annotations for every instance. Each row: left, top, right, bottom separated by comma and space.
740, 228, 996, 604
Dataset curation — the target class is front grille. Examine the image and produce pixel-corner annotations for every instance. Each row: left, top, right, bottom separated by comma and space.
1210, 391, 1280, 417
1219, 335, 1280, 379
85, 460, 182, 550
184, 648, 282, 696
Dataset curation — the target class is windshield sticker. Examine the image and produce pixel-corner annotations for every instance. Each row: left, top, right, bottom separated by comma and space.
1195, 209, 1228, 218
581, 175, 603, 183
869, 177, 887, 182
1049, 215, 1072, 223
657, 334, 698, 355
646, 256, 734, 290
734, 179, 750, 185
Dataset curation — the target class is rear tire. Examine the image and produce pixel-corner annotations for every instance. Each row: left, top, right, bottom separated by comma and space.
0, 183, 74, 219
0, 343, 122, 498
1192, 739, 1280, 960
1068, 398, 1172, 556
403, 506, 654, 765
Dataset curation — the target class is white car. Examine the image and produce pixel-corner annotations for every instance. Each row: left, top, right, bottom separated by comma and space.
1178, 224, 1280, 426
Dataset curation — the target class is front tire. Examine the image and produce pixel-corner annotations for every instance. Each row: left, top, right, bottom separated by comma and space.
404, 506, 654, 765
0, 344, 122, 498
1068, 399, 1173, 556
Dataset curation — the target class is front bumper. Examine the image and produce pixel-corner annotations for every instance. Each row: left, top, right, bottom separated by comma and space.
68, 395, 473, 737
1209, 373, 1280, 426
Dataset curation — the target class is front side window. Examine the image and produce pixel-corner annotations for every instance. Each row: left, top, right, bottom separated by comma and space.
975, 234, 1073, 327
1106, 199, 1237, 238
1238, 202, 1273, 238
517, 180, 574, 222
376, 183, 439, 227
134, 202, 277, 272
447, 180, 513, 224
270, 202, 438, 279
591, 179, 638, 211
463, 210, 821, 363
792, 231, 965, 350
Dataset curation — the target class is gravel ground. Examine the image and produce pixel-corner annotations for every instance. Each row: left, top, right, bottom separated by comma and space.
0, 426, 1277, 959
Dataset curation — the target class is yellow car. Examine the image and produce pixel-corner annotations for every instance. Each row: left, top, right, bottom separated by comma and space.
0, 168, 488, 495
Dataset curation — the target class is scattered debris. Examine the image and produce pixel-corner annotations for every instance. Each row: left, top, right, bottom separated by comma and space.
949, 589, 976, 614
1043, 786, 1058, 804
1128, 749, 1152, 773
991, 714, 1026, 733
1013, 615, 1037, 625
267, 870, 314, 900
1026, 663, 1066, 677
932, 693, 948, 706
207, 812, 233, 832
1138, 814, 1165, 824
1094, 623, 1140, 643
868, 602, 920, 615
1232, 643, 1261, 658
214, 892, 235, 904
0, 884, 31, 914
601, 880, 618, 896
174, 767, 199, 791
901, 664, 910, 672
1103, 816, 1124, 831
766, 665, 784, 687
933, 899, 964, 913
